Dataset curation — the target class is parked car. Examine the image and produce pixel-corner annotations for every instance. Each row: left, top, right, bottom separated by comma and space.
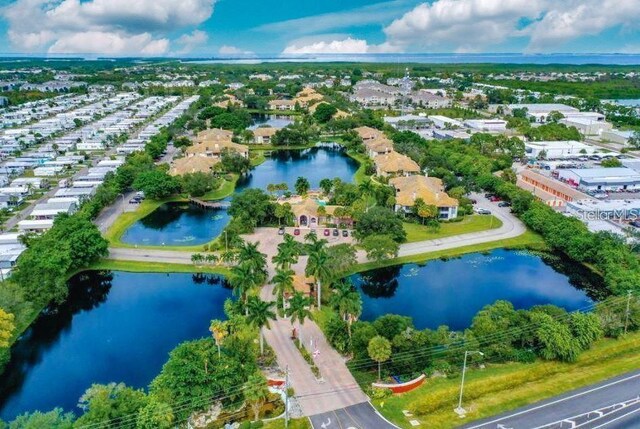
278, 226, 285, 235
489, 196, 502, 202
469, 199, 478, 204
498, 201, 511, 207
129, 198, 140, 204
484, 193, 494, 199
324, 229, 330, 236
475, 208, 492, 215
332, 229, 339, 236
294, 229, 300, 236
342, 230, 349, 237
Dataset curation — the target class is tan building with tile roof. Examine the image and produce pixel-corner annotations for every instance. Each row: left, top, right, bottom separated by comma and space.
373, 151, 420, 177
294, 87, 324, 108
195, 128, 234, 143
390, 175, 459, 220
269, 99, 297, 111
212, 94, 244, 108
170, 156, 220, 176
185, 140, 249, 159
252, 127, 278, 144
278, 195, 351, 227
364, 136, 394, 158
354, 126, 384, 141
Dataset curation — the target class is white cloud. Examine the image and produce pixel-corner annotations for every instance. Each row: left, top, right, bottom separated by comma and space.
525, 0, 640, 51
2, 0, 216, 54
381, 0, 640, 53
384, 0, 545, 53
177, 30, 208, 53
218, 45, 255, 56
283, 37, 371, 55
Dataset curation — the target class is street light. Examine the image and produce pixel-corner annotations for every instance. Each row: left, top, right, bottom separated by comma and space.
455, 350, 484, 417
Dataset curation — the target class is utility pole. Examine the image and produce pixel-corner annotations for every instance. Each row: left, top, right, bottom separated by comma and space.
624, 290, 632, 335
284, 365, 290, 429
455, 350, 483, 417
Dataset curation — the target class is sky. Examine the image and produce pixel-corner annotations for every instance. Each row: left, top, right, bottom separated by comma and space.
0, 0, 639, 56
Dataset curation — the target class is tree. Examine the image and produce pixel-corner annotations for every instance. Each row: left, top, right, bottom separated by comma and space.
287, 292, 312, 345
355, 206, 406, 242
628, 131, 640, 149
274, 202, 292, 226
75, 383, 148, 429
601, 157, 622, 168
531, 312, 581, 362
330, 280, 362, 339
7, 408, 75, 429
313, 103, 338, 123
136, 399, 174, 429
272, 268, 295, 310
501, 168, 517, 184
295, 176, 310, 195
570, 312, 603, 350
220, 150, 251, 174
319, 178, 333, 195
0, 308, 15, 347
228, 189, 276, 231
133, 169, 180, 200
180, 172, 215, 197
209, 319, 228, 358
230, 263, 258, 314
413, 198, 438, 224
237, 241, 268, 284
368, 336, 392, 381
150, 338, 253, 420
244, 372, 270, 422
305, 238, 332, 310
361, 234, 400, 262
191, 253, 204, 265
246, 296, 276, 355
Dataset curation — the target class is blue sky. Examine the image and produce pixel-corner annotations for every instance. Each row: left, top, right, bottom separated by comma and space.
0, 0, 639, 56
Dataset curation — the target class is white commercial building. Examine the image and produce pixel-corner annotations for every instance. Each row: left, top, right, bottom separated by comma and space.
506, 103, 579, 123
557, 167, 640, 191
566, 199, 640, 221
524, 141, 600, 159
463, 119, 508, 132
601, 129, 634, 145
428, 115, 463, 129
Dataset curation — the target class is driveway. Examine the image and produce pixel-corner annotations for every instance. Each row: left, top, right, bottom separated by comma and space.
309, 402, 398, 429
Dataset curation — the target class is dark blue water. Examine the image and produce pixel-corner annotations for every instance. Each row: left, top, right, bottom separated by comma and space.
236, 146, 359, 192
249, 113, 293, 129
122, 147, 358, 245
0, 271, 231, 420
188, 53, 640, 65
121, 202, 229, 246
350, 250, 602, 331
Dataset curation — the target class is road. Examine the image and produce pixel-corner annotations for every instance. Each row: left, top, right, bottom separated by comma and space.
462, 370, 640, 429
309, 402, 397, 429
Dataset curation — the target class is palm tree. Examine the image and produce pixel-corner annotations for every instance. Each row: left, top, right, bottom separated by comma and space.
246, 296, 276, 355
229, 263, 257, 315
330, 280, 363, 339
205, 253, 219, 265
287, 292, 312, 346
237, 241, 267, 283
209, 319, 228, 358
221, 250, 237, 266
272, 268, 295, 311
305, 240, 332, 310
191, 253, 204, 266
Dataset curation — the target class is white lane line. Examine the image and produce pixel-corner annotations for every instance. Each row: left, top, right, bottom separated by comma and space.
590, 405, 640, 429
465, 372, 640, 429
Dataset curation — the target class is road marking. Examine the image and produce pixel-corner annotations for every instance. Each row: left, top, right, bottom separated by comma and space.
320, 417, 332, 428
465, 371, 640, 429
590, 405, 640, 429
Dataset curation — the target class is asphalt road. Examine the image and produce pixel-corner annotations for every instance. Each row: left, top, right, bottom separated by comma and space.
309, 402, 398, 429
462, 369, 640, 429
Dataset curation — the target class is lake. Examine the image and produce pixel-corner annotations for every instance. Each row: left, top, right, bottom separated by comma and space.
121, 147, 358, 246
0, 271, 232, 420
120, 202, 229, 247
249, 113, 294, 130
349, 250, 604, 331
236, 146, 359, 192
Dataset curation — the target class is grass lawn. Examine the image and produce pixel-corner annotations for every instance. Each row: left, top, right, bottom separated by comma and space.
347, 230, 546, 275
87, 259, 231, 276
403, 215, 502, 243
262, 418, 311, 429
371, 331, 640, 429
347, 151, 370, 184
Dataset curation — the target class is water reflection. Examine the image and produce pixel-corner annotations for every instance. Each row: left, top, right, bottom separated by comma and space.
350, 250, 603, 331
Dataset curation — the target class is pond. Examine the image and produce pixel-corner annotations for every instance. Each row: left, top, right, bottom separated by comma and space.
249, 113, 294, 130
120, 202, 229, 246
349, 249, 604, 331
0, 271, 231, 420
122, 147, 358, 246
236, 146, 359, 192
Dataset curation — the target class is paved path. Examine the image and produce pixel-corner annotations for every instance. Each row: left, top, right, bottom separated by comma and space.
463, 369, 640, 429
